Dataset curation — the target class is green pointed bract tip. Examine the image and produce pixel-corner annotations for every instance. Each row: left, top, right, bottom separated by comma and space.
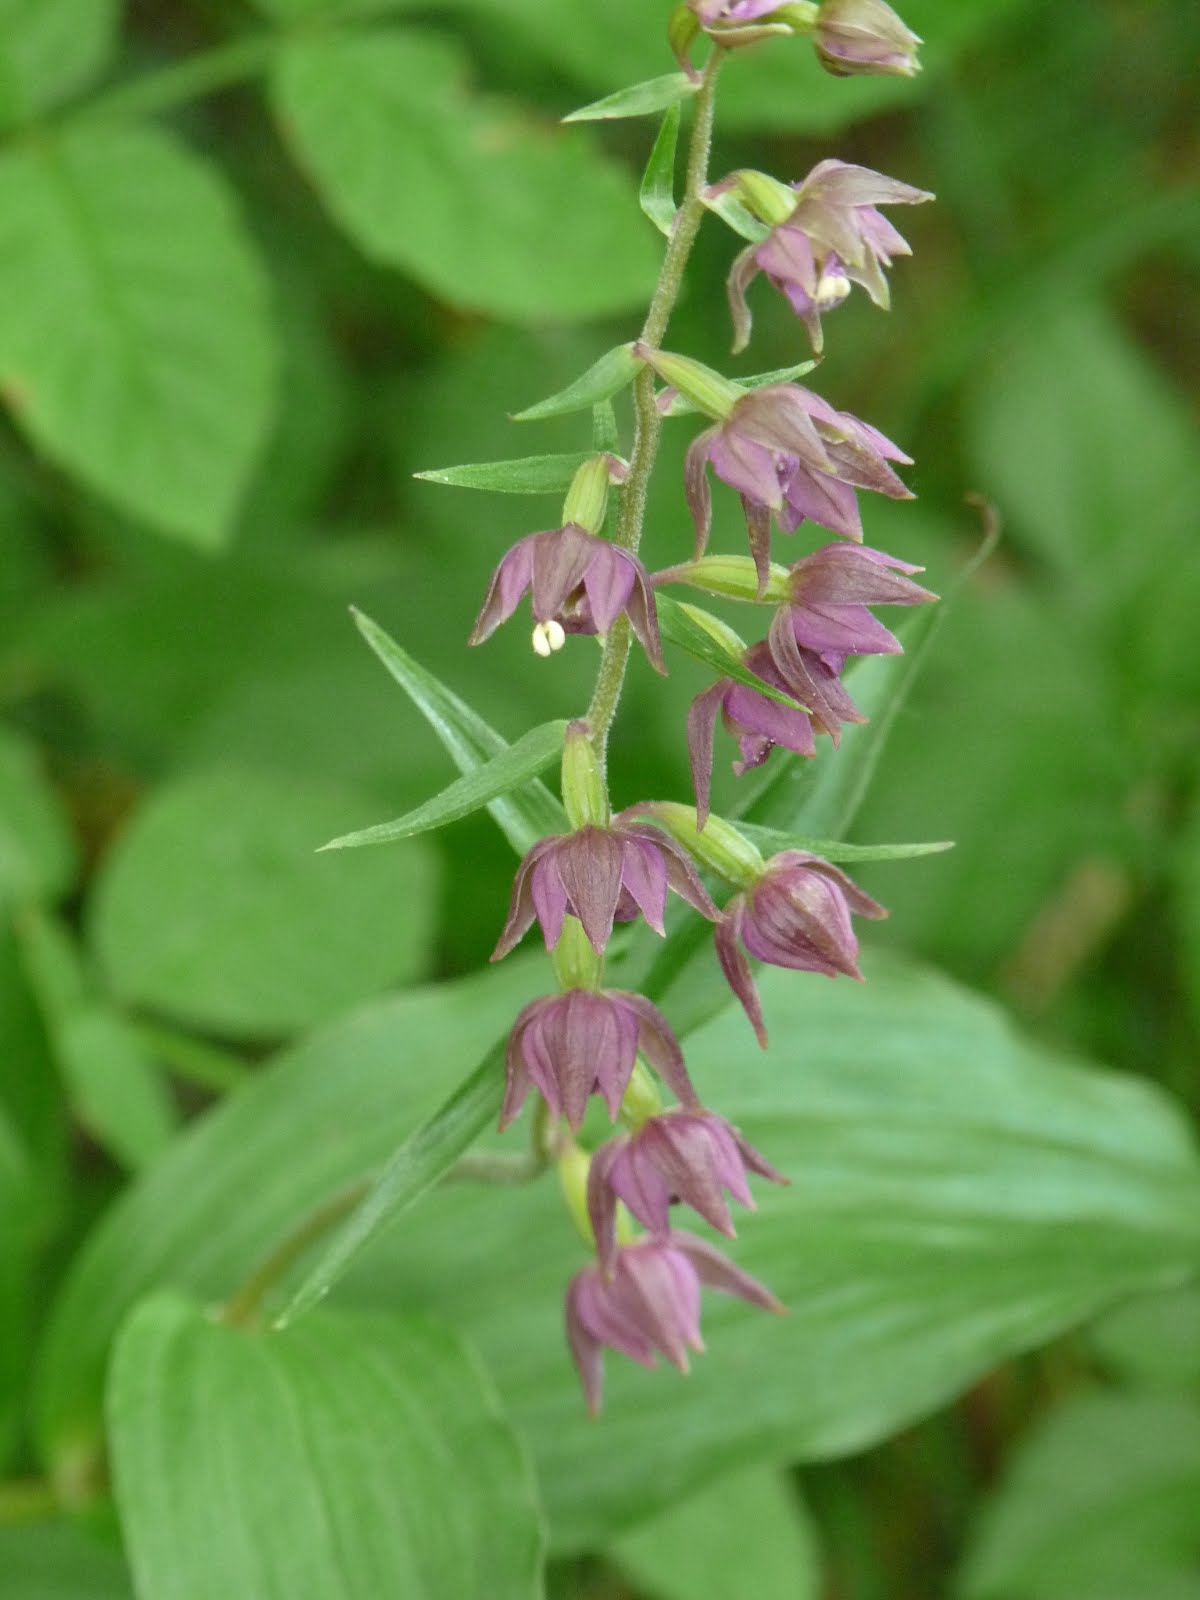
561, 454, 614, 536
636, 801, 765, 887
635, 345, 745, 421
667, 2, 701, 70
672, 555, 792, 605
731, 168, 799, 228
561, 720, 610, 830
676, 601, 748, 660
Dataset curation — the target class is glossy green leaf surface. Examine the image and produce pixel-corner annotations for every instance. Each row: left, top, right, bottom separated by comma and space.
110, 1295, 545, 1599
0, 127, 275, 546
352, 609, 567, 854
90, 768, 440, 1037
272, 27, 657, 321
36, 954, 1200, 1554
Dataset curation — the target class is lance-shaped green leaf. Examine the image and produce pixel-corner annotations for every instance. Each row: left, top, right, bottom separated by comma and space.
563, 71, 697, 122
352, 609, 566, 855
660, 358, 819, 416
592, 400, 620, 454
109, 1295, 546, 1600
278, 1037, 506, 1326
512, 343, 643, 423
640, 103, 680, 237
413, 452, 592, 495
656, 593, 801, 709
320, 721, 568, 851
738, 825, 954, 864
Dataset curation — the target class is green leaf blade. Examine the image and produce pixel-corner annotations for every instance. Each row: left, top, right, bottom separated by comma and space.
655, 593, 800, 708
0, 0, 121, 129
564, 71, 697, 122
351, 609, 567, 854
109, 1295, 546, 1600
511, 342, 643, 423
639, 103, 680, 237
272, 27, 656, 321
738, 825, 954, 864
414, 452, 592, 494
0, 128, 276, 547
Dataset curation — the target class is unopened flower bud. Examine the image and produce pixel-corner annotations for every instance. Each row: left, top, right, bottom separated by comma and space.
627, 800, 764, 884
561, 720, 609, 829
813, 0, 922, 77
561, 454, 615, 537
656, 554, 792, 605
635, 345, 744, 422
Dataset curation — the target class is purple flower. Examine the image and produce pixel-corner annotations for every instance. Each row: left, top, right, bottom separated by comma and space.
565, 1232, 781, 1413
501, 988, 697, 1131
812, 0, 922, 78
469, 522, 664, 672
687, 644, 819, 829
783, 542, 937, 672
588, 1110, 786, 1256
689, 0, 786, 22
728, 160, 932, 352
685, 383, 913, 587
716, 851, 887, 1044
493, 821, 719, 960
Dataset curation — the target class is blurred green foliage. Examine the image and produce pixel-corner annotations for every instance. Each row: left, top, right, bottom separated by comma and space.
0, 0, 1197, 1596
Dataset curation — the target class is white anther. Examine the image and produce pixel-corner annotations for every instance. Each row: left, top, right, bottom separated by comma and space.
531, 619, 566, 657
816, 272, 852, 307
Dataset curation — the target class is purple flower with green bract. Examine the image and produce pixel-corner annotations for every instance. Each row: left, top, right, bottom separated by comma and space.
501, 988, 696, 1131
716, 851, 887, 1044
783, 541, 936, 670
492, 820, 718, 960
470, 522, 664, 670
565, 1232, 781, 1413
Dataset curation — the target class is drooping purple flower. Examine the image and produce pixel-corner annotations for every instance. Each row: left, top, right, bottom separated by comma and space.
687, 644, 818, 828
727, 160, 932, 352
812, 0, 922, 78
685, 383, 913, 587
565, 1232, 781, 1413
469, 522, 664, 672
501, 988, 697, 1131
492, 821, 719, 960
688, 0, 787, 22
588, 1110, 787, 1257
716, 851, 887, 1045
783, 542, 937, 672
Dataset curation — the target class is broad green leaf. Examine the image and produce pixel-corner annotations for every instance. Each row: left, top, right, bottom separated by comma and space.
321, 720, 568, 850
272, 27, 656, 321
34, 957, 546, 1491
0, 127, 276, 547
0, 1521, 133, 1600
279, 1037, 506, 1325
16, 908, 177, 1174
109, 1295, 546, 1600
656, 593, 800, 709
89, 767, 440, 1038
512, 343, 643, 423
640, 103, 680, 237
352, 609, 567, 853
563, 71, 697, 123
0, 0, 120, 128
739, 825, 954, 864
35, 955, 1200, 1554
661, 358, 818, 416
414, 453, 592, 494
955, 1391, 1200, 1600
1088, 1283, 1200, 1390
0, 1105, 34, 1463
611, 1464, 822, 1600
0, 729, 76, 910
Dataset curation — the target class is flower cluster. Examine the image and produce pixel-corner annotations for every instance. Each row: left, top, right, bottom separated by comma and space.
456, 0, 933, 1410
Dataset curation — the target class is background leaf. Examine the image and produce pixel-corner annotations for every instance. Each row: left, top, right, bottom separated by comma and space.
272, 27, 657, 321
0, 1521, 134, 1600
89, 767, 440, 1038
109, 1294, 546, 1599
0, 0, 121, 129
0, 730, 76, 910
0, 126, 276, 546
